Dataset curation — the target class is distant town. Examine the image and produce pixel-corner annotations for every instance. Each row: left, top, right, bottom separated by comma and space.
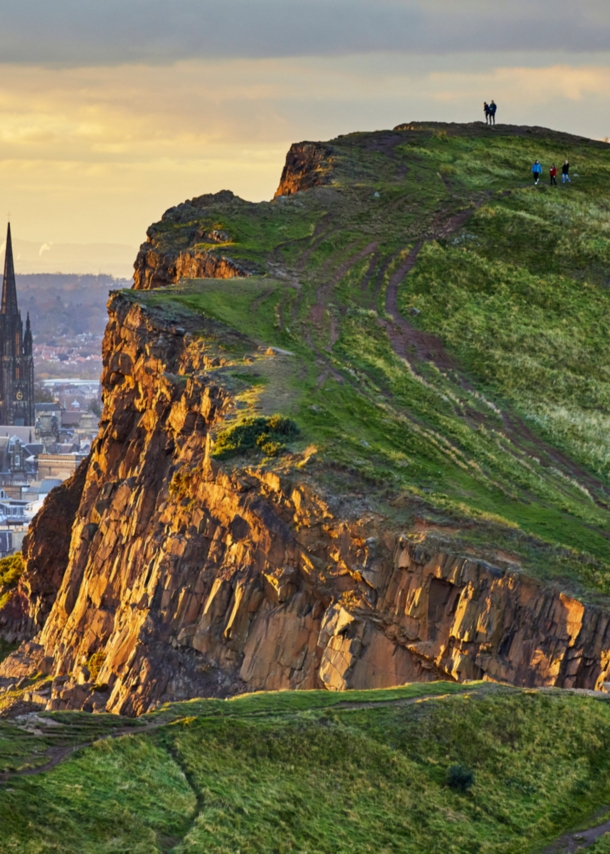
17, 271, 132, 381
0, 377, 102, 557
0, 240, 130, 558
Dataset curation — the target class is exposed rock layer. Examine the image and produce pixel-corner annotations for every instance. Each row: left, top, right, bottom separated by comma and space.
134, 247, 252, 291
3, 294, 610, 714
133, 190, 256, 290
275, 142, 335, 197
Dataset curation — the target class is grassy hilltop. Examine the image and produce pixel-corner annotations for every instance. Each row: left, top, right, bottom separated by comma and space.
3, 683, 610, 853
132, 121, 610, 599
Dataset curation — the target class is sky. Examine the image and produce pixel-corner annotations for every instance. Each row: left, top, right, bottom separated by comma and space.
0, 0, 608, 276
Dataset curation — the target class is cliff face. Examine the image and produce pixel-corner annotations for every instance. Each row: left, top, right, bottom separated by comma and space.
274, 142, 335, 197
134, 246, 252, 292
133, 191, 257, 291
4, 123, 610, 715
3, 291, 610, 714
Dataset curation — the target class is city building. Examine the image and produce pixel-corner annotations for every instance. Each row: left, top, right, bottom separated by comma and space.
0, 487, 29, 524
0, 224, 34, 426
37, 453, 85, 481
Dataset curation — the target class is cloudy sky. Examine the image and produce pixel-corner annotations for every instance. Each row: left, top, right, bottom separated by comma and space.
0, 0, 608, 275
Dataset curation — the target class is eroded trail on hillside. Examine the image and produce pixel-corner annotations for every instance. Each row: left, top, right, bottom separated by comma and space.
382, 206, 610, 510
0, 687, 485, 782
543, 811, 610, 852
383, 206, 485, 381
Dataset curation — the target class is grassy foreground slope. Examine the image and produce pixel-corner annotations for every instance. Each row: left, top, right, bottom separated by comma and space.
2, 683, 610, 853
133, 122, 610, 598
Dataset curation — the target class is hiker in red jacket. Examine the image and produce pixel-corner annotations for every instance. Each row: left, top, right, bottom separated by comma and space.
550, 164, 558, 186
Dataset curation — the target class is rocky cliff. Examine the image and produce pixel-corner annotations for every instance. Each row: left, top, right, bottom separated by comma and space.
133, 191, 257, 291
3, 122, 610, 714
3, 289, 610, 714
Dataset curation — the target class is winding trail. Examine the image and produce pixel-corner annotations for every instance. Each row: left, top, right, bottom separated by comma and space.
381, 204, 610, 508
542, 811, 610, 852
0, 685, 486, 783
0, 718, 166, 783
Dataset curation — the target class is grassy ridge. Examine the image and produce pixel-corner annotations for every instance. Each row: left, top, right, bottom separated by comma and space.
2, 684, 610, 852
131, 123, 610, 597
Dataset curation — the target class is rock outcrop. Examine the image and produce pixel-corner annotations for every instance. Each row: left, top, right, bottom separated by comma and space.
3, 291, 610, 714
133, 190, 257, 290
0, 587, 30, 646
275, 142, 335, 197
134, 246, 252, 291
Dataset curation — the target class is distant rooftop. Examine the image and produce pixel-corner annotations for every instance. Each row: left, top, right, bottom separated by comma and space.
0, 426, 34, 443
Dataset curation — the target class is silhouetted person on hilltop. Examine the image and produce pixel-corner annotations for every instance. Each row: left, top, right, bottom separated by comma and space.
562, 160, 571, 183
489, 100, 497, 125
483, 102, 490, 124
531, 160, 542, 185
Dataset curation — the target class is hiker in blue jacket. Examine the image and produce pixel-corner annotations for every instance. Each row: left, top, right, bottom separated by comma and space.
531, 160, 543, 185
489, 100, 497, 125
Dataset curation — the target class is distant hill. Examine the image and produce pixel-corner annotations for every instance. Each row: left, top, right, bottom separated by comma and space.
16, 273, 130, 342
14, 273, 131, 379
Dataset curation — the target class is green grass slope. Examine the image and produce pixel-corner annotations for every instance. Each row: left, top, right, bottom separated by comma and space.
131, 122, 610, 598
2, 683, 610, 852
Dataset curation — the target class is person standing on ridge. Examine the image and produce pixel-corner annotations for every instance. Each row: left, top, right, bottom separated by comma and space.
483, 102, 490, 124
489, 100, 497, 125
532, 160, 543, 185
550, 163, 558, 186
562, 160, 571, 183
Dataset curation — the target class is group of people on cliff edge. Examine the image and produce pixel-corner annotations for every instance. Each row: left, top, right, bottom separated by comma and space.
483, 101, 497, 125
531, 159, 571, 186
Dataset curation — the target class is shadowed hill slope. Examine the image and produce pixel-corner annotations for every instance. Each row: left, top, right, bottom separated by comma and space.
3, 684, 610, 853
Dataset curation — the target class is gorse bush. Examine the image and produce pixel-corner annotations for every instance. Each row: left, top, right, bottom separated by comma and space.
0, 553, 23, 590
213, 414, 299, 459
0, 553, 23, 609
446, 763, 475, 793
87, 649, 107, 683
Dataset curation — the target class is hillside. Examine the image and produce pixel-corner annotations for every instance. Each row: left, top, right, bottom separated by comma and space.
1, 122, 610, 717
133, 122, 610, 588
3, 683, 610, 853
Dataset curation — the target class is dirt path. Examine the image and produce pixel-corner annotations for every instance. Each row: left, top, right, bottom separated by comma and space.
383, 240, 463, 374
542, 810, 610, 852
383, 207, 482, 380
0, 718, 166, 783
310, 240, 379, 350
382, 206, 610, 506
333, 686, 480, 711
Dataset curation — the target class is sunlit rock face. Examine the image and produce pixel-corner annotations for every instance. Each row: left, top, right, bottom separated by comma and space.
2, 290, 609, 715
4, 123, 610, 715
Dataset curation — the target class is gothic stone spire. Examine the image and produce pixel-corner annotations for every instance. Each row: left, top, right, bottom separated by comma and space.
2, 223, 18, 316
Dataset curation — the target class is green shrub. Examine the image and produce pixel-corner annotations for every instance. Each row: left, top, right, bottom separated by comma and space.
0, 553, 23, 591
213, 414, 299, 459
87, 649, 107, 683
446, 763, 475, 793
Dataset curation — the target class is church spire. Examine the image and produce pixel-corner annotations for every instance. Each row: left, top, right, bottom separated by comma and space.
24, 311, 32, 356
1, 223, 18, 316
